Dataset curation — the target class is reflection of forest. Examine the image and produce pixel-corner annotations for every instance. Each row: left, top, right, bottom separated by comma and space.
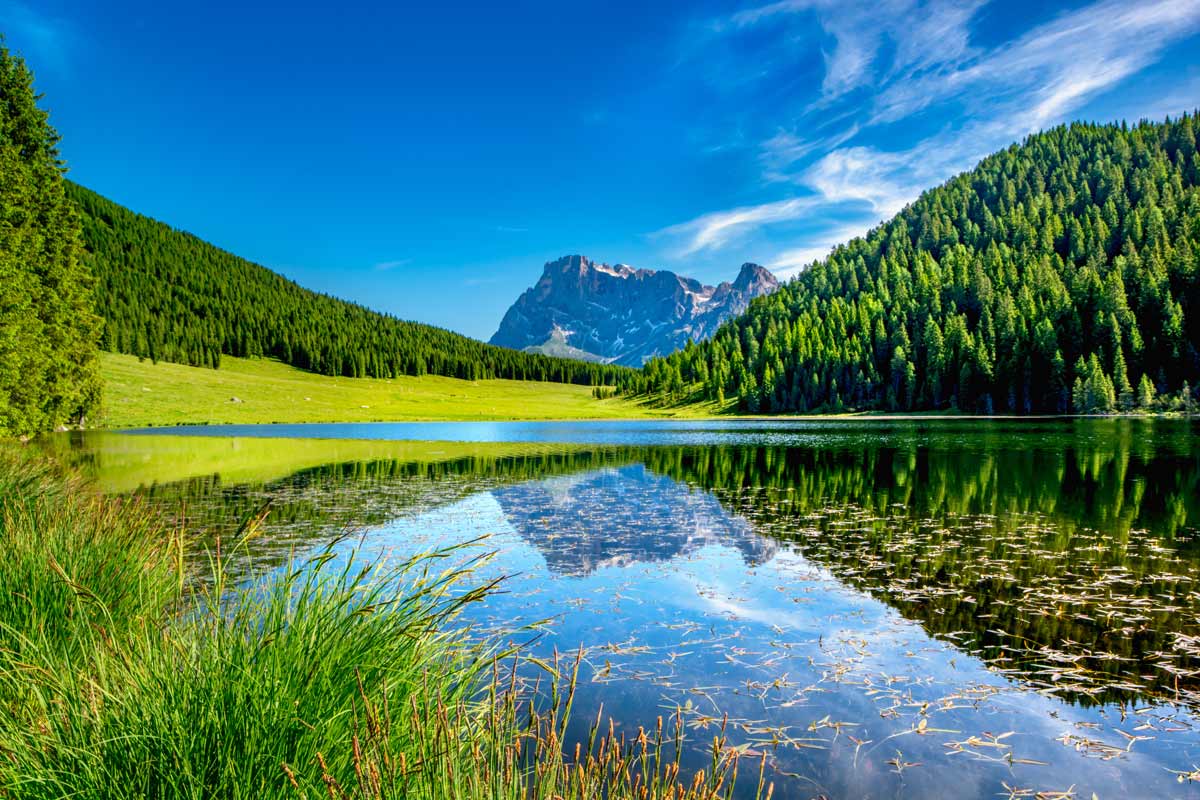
78, 419, 1200, 706
636, 423, 1200, 708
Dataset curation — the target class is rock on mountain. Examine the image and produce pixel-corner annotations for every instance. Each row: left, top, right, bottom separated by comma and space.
489, 255, 778, 366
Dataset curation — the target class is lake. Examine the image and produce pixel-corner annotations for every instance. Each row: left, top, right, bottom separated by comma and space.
52, 418, 1200, 798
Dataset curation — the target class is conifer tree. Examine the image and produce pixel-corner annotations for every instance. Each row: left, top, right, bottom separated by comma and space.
1137, 373, 1157, 410
0, 40, 100, 435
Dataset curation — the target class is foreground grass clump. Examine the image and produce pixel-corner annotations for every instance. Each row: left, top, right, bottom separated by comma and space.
0, 449, 177, 671
0, 447, 769, 799
2, 540, 499, 798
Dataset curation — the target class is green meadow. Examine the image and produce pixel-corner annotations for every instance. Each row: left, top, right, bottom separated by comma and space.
97, 352, 674, 428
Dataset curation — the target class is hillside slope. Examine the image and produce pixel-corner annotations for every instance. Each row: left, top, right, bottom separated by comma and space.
67, 184, 631, 387
490, 255, 778, 365
637, 116, 1200, 414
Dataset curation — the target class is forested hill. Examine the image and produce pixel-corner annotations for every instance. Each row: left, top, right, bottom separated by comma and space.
634, 116, 1200, 414
67, 183, 631, 386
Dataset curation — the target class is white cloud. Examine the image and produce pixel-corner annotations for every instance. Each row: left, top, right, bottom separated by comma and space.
769, 221, 874, 278
730, 0, 986, 103
662, 0, 1200, 271
801, 146, 915, 217
372, 259, 410, 272
656, 196, 817, 256
760, 123, 860, 182
872, 0, 1200, 127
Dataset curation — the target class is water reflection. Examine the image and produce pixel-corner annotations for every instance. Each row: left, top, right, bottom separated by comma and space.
493, 465, 774, 575
53, 419, 1200, 798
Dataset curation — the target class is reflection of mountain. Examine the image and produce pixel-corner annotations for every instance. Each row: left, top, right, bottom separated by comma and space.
491, 464, 775, 576
65, 419, 1200, 708
99, 449, 640, 578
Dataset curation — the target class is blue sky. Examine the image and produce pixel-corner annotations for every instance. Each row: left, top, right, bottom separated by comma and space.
3, 0, 1200, 340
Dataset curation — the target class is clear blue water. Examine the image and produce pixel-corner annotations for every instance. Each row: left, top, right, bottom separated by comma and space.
61, 418, 1200, 798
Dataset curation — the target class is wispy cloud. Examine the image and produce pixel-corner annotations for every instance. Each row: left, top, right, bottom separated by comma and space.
729, 0, 986, 104
660, 0, 1200, 271
372, 259, 410, 272
0, 1, 73, 74
768, 221, 875, 278
760, 123, 859, 182
869, 0, 1200, 127
656, 197, 817, 256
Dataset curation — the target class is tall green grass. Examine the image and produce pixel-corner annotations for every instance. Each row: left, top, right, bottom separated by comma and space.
0, 446, 770, 799
0, 448, 178, 681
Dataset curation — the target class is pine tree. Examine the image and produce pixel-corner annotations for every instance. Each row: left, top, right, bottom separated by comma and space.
1137, 373, 1157, 410
0, 41, 100, 435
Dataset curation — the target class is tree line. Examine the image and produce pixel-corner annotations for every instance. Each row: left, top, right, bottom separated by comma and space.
67, 183, 633, 388
630, 116, 1200, 415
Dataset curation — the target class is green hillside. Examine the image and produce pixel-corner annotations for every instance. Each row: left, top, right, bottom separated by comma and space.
67, 182, 631, 387
636, 116, 1200, 415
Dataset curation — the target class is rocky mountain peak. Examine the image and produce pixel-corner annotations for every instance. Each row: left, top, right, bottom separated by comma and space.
489, 255, 778, 366
733, 262, 778, 294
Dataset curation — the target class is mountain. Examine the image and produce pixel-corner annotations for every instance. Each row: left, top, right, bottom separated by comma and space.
635, 116, 1200, 414
489, 255, 778, 366
66, 184, 632, 388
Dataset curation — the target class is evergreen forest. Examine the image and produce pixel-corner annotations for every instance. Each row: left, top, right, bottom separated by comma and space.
632, 116, 1200, 415
68, 183, 633, 388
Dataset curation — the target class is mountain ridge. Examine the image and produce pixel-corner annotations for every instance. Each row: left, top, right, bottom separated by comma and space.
490, 255, 778, 366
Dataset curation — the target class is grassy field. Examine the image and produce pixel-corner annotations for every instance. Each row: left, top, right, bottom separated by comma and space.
97, 352, 706, 428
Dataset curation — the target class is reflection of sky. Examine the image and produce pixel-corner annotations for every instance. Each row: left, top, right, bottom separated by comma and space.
307, 466, 1200, 800
122, 418, 1107, 449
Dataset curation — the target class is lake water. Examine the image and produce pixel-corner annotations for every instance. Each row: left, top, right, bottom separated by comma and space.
54, 418, 1200, 798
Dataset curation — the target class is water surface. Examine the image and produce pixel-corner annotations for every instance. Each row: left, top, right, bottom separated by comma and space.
56, 418, 1200, 798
